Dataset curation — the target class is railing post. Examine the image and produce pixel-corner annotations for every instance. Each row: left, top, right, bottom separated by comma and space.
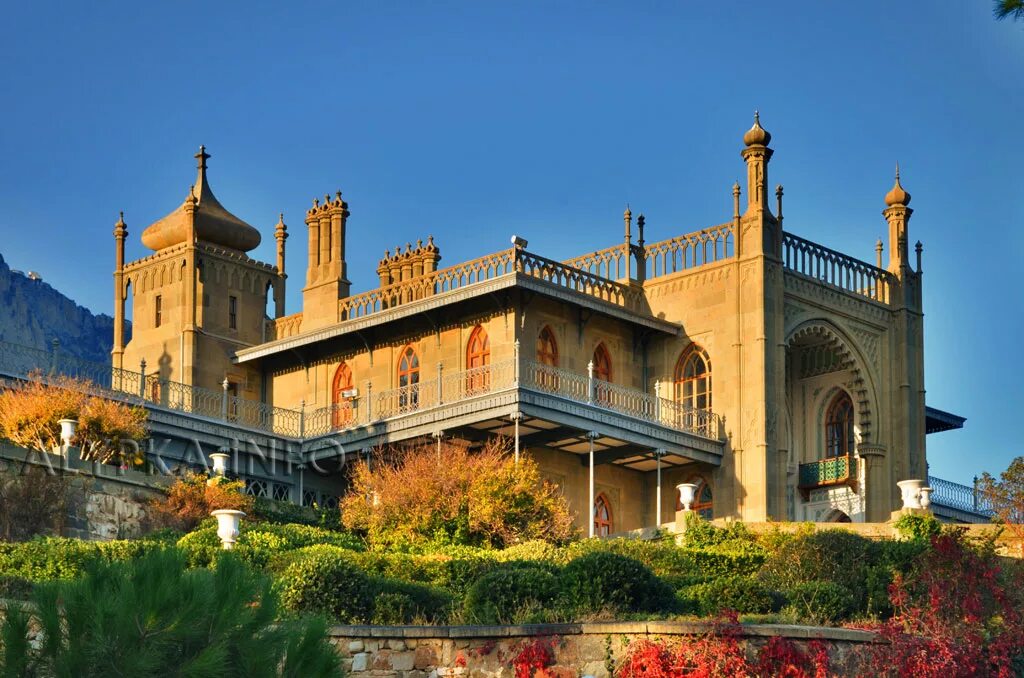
513, 340, 520, 386
365, 381, 373, 422
437, 362, 444, 404
221, 378, 229, 420
654, 380, 662, 423
587, 360, 594, 404
299, 399, 305, 438
139, 359, 147, 397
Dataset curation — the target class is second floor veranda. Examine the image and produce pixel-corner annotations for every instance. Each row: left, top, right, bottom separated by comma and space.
0, 339, 725, 468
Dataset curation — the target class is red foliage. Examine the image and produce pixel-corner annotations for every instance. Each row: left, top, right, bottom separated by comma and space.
860, 530, 1024, 677
616, 612, 829, 678
512, 637, 556, 678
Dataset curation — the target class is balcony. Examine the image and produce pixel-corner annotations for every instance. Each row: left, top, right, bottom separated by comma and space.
0, 340, 724, 467
798, 454, 855, 493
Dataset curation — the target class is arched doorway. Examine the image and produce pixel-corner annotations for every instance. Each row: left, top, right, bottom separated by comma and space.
331, 362, 354, 428
594, 492, 614, 537
466, 325, 490, 393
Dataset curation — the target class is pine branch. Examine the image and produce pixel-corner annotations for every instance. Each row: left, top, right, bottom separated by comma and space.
995, 0, 1024, 21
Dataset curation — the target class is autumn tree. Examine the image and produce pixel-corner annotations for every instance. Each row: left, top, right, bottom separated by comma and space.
149, 472, 255, 532
0, 373, 148, 465
977, 456, 1024, 553
341, 439, 577, 549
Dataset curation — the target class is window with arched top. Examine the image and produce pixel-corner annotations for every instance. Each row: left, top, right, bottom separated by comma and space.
824, 391, 855, 458
398, 345, 420, 410
592, 343, 613, 405
466, 325, 491, 393
677, 478, 714, 520
594, 492, 614, 537
674, 345, 712, 410
536, 326, 559, 366
331, 362, 354, 428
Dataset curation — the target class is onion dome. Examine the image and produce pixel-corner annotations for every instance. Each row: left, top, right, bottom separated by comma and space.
884, 163, 911, 207
743, 111, 772, 147
141, 146, 262, 252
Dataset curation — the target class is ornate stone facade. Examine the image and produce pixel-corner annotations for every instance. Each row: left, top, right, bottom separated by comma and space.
111, 116, 948, 530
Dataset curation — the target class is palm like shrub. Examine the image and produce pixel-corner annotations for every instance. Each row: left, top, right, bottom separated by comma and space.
0, 549, 341, 677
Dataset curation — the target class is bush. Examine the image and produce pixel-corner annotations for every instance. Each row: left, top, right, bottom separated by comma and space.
893, 513, 942, 542
276, 545, 373, 623
463, 563, 560, 624
349, 550, 497, 597
341, 440, 576, 549
494, 539, 562, 566
371, 578, 453, 624
252, 496, 338, 528
683, 575, 784, 616
0, 537, 165, 582
559, 552, 675, 617
784, 581, 855, 623
0, 548, 341, 676
149, 473, 255, 532
760, 529, 876, 613
178, 520, 364, 569
0, 468, 69, 541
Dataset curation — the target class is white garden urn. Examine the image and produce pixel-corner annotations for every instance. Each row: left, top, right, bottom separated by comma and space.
57, 418, 77, 449
919, 486, 933, 509
897, 479, 927, 510
209, 452, 230, 477
211, 509, 245, 549
677, 483, 699, 511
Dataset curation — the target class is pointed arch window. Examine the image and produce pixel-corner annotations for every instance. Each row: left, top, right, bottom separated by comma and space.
331, 362, 354, 428
594, 492, 614, 537
535, 326, 560, 391
825, 391, 855, 458
398, 345, 420, 410
674, 345, 712, 410
466, 325, 491, 394
592, 343, 613, 405
536, 326, 559, 366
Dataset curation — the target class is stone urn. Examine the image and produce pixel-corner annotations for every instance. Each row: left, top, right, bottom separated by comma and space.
57, 418, 77, 450
209, 452, 230, 477
919, 486, 933, 509
677, 483, 699, 511
897, 479, 926, 510
211, 509, 245, 549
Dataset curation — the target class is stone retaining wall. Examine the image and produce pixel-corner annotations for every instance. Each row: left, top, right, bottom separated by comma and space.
328, 622, 876, 678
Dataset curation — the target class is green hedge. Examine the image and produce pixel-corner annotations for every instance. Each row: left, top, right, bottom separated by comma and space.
0, 537, 166, 583
558, 551, 677, 617
680, 575, 784, 615
178, 521, 364, 569
276, 545, 373, 623
463, 563, 560, 624
371, 578, 454, 625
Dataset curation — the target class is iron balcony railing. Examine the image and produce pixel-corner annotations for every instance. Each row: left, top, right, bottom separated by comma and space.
798, 454, 854, 489
0, 339, 722, 443
927, 475, 995, 517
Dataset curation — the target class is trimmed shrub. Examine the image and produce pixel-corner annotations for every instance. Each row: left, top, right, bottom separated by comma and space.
371, 578, 453, 624
0, 537, 165, 582
177, 520, 364, 569
494, 539, 562, 566
683, 575, 784, 616
276, 545, 373, 623
558, 552, 676, 617
759, 529, 876, 613
784, 581, 855, 624
463, 563, 560, 624
893, 513, 942, 542
350, 550, 497, 597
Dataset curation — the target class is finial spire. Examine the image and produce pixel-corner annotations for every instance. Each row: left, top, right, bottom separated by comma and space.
754, 109, 760, 124
895, 161, 900, 181
195, 145, 209, 171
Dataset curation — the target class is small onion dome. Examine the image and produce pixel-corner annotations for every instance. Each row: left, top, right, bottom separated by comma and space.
885, 165, 911, 207
743, 111, 771, 147
141, 146, 262, 252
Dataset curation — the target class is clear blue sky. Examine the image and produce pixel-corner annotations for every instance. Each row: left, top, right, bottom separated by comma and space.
1, 2, 1020, 484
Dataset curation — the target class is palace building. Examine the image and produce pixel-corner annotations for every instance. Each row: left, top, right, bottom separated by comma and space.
100, 115, 972, 533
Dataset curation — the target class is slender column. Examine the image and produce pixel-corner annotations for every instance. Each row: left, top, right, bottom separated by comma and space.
512, 411, 521, 464
112, 213, 127, 370
587, 431, 598, 538
432, 430, 444, 464
655, 449, 664, 527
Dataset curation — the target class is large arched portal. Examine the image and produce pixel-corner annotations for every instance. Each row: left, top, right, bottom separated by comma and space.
784, 320, 879, 523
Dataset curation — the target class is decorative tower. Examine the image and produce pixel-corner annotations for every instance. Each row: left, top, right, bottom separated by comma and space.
273, 214, 288, 318
120, 146, 278, 397
302, 191, 351, 330
883, 164, 913, 277
112, 212, 128, 370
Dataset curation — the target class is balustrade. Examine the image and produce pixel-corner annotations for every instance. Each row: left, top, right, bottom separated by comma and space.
798, 455, 853, 489
927, 475, 995, 517
782, 232, 893, 304
643, 223, 735, 279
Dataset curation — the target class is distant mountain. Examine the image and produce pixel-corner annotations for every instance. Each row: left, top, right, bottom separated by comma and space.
0, 252, 129, 364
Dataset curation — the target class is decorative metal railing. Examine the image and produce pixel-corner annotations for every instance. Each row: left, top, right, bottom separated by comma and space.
0, 339, 722, 445
643, 223, 735, 279
928, 475, 995, 517
798, 455, 853, 488
782, 232, 893, 304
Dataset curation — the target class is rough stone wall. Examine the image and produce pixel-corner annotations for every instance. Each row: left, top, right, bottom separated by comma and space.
329, 622, 875, 678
